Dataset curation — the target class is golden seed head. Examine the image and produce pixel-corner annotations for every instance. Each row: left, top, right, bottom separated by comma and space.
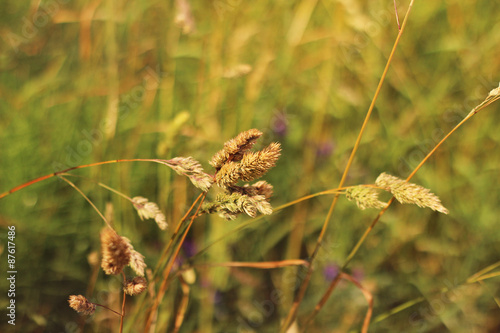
345, 186, 386, 210
68, 295, 96, 315
100, 228, 131, 275
375, 173, 448, 214
202, 192, 272, 220
215, 161, 241, 188
206, 129, 281, 220
239, 142, 281, 182
210, 129, 263, 169
124, 276, 148, 296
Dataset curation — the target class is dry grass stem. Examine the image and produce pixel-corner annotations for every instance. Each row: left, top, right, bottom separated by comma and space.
375, 173, 448, 214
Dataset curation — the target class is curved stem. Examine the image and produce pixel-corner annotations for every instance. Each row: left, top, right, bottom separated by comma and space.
144, 193, 207, 333
303, 68, 500, 330
280, 2, 416, 331
57, 175, 112, 229
0, 158, 174, 200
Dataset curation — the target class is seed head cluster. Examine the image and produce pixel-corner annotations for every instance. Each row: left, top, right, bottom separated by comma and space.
204, 129, 281, 220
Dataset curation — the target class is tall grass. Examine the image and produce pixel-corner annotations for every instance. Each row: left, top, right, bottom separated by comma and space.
1, 0, 500, 332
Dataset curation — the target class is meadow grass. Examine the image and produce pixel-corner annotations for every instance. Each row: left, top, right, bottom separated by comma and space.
1, 0, 500, 332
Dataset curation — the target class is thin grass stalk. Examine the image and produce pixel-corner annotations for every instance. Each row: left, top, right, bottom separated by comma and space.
190, 189, 342, 262
305, 77, 500, 330
152, 193, 205, 277
372, 264, 500, 325
57, 175, 112, 229
342, 273, 373, 333
466, 260, 500, 283
120, 273, 127, 333
127, 194, 204, 331
173, 276, 190, 333
144, 193, 207, 333
193, 259, 309, 269
280, 1, 416, 330
0, 158, 172, 200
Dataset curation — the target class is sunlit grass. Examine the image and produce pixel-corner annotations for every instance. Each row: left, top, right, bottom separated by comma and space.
1, 0, 500, 332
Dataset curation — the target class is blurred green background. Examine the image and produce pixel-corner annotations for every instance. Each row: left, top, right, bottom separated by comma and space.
1, 0, 500, 332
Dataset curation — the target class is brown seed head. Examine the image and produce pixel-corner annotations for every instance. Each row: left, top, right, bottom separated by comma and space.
210, 129, 263, 169
124, 276, 148, 296
100, 228, 131, 275
215, 161, 241, 188
239, 142, 281, 182
68, 295, 96, 315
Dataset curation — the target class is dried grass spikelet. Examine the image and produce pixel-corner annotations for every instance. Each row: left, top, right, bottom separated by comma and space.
238, 194, 272, 217
214, 143, 281, 188
210, 129, 263, 169
241, 181, 274, 199
202, 192, 272, 220
68, 295, 96, 315
239, 142, 281, 182
215, 161, 241, 188
100, 228, 131, 275
124, 276, 148, 296
346, 186, 386, 210
132, 196, 168, 230
123, 237, 147, 277
159, 157, 214, 192
375, 173, 449, 214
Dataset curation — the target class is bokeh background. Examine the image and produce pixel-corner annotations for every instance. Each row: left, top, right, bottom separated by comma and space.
1, 0, 500, 332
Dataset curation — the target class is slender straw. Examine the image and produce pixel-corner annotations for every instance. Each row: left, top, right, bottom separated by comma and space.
280, 1, 415, 331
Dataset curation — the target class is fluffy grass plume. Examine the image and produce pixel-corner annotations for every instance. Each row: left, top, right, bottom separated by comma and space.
100, 228, 131, 275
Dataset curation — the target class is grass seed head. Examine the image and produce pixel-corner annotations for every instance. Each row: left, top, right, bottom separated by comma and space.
132, 196, 168, 230
345, 186, 386, 210
375, 173, 449, 214
124, 276, 148, 296
239, 142, 281, 182
100, 228, 131, 275
210, 129, 263, 169
68, 295, 96, 315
